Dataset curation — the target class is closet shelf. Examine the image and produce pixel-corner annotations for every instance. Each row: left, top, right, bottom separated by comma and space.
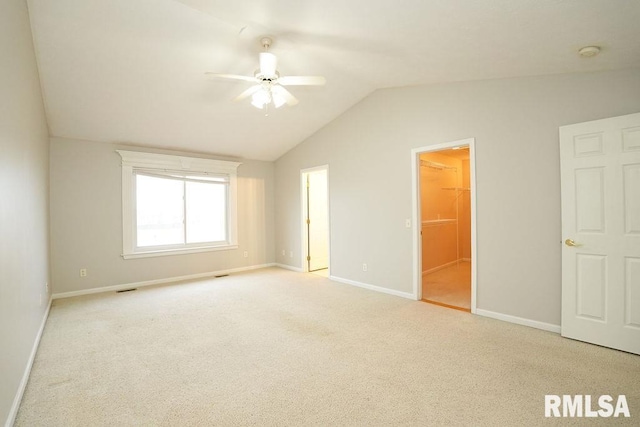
422, 219, 457, 227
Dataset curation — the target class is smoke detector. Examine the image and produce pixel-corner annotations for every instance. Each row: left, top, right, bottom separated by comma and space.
578, 46, 600, 58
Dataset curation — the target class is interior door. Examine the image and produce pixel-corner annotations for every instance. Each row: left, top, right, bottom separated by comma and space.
560, 112, 640, 355
307, 169, 328, 271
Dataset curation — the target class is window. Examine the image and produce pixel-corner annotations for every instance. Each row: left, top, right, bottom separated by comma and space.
117, 150, 241, 259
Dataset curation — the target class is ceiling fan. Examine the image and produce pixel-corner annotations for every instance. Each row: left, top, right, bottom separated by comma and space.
206, 37, 326, 111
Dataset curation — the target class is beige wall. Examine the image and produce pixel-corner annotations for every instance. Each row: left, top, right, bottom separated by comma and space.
0, 0, 51, 424
274, 68, 640, 326
49, 138, 275, 294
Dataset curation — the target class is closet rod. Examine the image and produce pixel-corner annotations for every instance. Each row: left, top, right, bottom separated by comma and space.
420, 160, 457, 170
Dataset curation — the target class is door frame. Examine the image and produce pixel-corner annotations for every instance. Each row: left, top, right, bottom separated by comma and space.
300, 165, 330, 273
411, 138, 478, 313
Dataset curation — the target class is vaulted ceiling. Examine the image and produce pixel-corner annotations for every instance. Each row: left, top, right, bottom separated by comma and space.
27, 0, 640, 161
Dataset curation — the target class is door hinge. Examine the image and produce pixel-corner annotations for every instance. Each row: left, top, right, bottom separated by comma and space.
306, 219, 310, 225
307, 256, 311, 261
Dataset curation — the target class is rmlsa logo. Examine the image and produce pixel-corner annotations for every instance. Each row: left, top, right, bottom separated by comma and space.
545, 395, 630, 418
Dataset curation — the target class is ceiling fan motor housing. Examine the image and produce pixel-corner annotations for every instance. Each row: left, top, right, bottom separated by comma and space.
255, 70, 279, 83
257, 50, 278, 80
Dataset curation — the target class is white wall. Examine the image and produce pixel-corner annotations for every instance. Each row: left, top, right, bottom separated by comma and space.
275, 69, 640, 326
50, 138, 275, 294
0, 0, 51, 424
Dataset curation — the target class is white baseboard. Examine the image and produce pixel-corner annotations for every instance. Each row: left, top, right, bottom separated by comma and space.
422, 259, 458, 276
52, 263, 276, 300
5, 297, 52, 427
422, 258, 472, 276
329, 275, 414, 300
274, 266, 414, 300
275, 263, 303, 273
475, 308, 561, 334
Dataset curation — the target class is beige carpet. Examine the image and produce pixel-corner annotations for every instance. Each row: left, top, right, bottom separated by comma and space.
16, 268, 640, 426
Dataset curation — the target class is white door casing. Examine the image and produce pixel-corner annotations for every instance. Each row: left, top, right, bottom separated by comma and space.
560, 112, 640, 355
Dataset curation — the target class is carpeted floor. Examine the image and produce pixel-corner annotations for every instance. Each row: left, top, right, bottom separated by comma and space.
16, 267, 640, 426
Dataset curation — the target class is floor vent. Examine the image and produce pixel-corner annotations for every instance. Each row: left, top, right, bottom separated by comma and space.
116, 288, 137, 293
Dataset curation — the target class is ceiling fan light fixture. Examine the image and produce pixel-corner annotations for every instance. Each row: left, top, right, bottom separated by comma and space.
272, 92, 286, 108
250, 98, 264, 109
251, 89, 271, 109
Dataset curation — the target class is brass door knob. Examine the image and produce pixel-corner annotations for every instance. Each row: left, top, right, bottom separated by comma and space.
565, 239, 582, 247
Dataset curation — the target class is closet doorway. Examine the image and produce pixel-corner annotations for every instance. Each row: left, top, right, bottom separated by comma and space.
301, 166, 330, 276
411, 139, 477, 312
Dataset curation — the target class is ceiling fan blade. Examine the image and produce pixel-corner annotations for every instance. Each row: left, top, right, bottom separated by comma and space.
272, 85, 299, 107
205, 73, 256, 83
234, 85, 263, 102
259, 52, 277, 77
278, 75, 326, 86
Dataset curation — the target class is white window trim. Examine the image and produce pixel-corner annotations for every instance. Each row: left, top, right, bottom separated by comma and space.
116, 150, 241, 259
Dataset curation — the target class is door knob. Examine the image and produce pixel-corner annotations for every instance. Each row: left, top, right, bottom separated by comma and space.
565, 239, 582, 247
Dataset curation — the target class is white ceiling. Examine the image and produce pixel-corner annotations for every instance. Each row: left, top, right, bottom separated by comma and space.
27, 0, 640, 161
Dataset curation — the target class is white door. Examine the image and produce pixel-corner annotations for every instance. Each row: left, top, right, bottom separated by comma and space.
560, 112, 640, 355
307, 169, 328, 271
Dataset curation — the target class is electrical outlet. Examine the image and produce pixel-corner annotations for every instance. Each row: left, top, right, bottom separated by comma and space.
79, 268, 87, 277
243, 251, 248, 258
282, 249, 285, 256
405, 219, 411, 228
289, 251, 293, 258
45, 282, 49, 293
362, 263, 368, 272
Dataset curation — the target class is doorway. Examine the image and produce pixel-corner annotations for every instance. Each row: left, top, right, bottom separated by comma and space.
301, 166, 330, 275
411, 139, 477, 313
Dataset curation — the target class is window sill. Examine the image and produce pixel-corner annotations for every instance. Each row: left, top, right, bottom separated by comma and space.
122, 244, 238, 259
